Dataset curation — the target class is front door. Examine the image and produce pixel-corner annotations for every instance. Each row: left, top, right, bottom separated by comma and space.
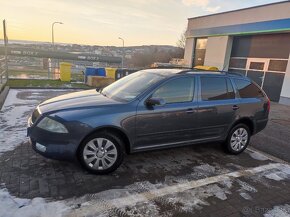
134, 76, 199, 150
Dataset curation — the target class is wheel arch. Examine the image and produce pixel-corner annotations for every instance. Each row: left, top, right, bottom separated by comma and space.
229, 117, 255, 135
77, 126, 132, 156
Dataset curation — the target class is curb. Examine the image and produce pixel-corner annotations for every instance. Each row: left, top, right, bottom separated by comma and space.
0, 86, 10, 110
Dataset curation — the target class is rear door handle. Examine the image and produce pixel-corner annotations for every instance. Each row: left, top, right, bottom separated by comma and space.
186, 108, 195, 114
232, 105, 239, 110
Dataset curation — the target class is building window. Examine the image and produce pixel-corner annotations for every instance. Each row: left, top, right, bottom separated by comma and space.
194, 38, 208, 67
196, 38, 208, 49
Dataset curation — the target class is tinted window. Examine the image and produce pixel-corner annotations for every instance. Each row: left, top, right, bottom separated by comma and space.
233, 79, 264, 98
227, 79, 235, 99
201, 77, 234, 101
152, 77, 194, 104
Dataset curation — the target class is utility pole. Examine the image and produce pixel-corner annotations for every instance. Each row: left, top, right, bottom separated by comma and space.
118, 37, 124, 69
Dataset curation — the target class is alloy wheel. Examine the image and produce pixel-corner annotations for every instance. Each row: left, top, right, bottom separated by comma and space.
230, 127, 248, 152
83, 138, 118, 170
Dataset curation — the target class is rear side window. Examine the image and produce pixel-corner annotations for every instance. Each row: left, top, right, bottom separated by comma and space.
152, 77, 194, 104
233, 79, 264, 98
201, 77, 235, 101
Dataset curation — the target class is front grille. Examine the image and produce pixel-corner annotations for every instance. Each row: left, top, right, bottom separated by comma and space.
31, 108, 40, 124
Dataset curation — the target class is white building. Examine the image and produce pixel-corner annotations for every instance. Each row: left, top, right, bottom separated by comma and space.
184, 1, 290, 104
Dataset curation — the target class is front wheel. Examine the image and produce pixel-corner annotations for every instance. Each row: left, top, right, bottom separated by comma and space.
78, 132, 124, 174
225, 124, 251, 154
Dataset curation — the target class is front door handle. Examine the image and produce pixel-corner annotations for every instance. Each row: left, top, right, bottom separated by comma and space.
232, 105, 239, 110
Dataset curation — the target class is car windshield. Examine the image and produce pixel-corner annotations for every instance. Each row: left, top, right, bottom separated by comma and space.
101, 70, 165, 102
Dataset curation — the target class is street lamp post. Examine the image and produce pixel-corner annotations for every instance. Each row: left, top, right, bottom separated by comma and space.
118, 37, 124, 69
51, 22, 63, 78
52, 21, 63, 50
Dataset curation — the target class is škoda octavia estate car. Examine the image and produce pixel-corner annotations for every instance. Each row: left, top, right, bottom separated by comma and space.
28, 69, 270, 174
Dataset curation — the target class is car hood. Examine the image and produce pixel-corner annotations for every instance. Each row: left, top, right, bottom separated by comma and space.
38, 89, 121, 113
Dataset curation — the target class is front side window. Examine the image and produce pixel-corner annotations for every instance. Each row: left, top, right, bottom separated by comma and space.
233, 79, 264, 98
152, 77, 194, 104
201, 77, 234, 101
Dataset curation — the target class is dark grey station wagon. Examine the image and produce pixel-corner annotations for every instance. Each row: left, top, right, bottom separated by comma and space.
27, 69, 270, 174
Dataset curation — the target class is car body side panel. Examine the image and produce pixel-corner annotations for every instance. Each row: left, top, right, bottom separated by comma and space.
134, 75, 199, 150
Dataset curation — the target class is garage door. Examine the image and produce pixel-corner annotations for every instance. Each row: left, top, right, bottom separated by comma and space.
228, 34, 290, 102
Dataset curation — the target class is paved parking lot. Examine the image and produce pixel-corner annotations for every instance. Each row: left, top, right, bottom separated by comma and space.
1, 89, 290, 217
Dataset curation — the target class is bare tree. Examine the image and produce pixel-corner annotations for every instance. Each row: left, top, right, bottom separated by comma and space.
176, 29, 186, 49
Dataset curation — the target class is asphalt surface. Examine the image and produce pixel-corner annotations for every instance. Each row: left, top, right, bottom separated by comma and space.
251, 102, 290, 162
1, 89, 290, 217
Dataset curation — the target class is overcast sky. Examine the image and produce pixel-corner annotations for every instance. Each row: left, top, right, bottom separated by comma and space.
0, 0, 284, 46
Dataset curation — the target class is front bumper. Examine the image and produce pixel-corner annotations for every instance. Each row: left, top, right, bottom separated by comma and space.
27, 125, 79, 161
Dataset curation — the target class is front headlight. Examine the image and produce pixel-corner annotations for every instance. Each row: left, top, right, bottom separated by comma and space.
37, 117, 68, 133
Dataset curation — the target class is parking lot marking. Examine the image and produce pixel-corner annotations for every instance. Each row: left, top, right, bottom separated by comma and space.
70, 163, 284, 215
247, 147, 290, 166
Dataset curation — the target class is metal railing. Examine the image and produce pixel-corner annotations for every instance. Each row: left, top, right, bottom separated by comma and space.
0, 57, 8, 84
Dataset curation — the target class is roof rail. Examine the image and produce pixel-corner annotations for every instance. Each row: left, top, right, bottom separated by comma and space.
225, 71, 245, 77
177, 69, 195, 74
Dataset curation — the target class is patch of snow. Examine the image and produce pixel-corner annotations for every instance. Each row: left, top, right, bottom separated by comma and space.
249, 151, 268, 161
265, 173, 285, 181
237, 180, 257, 193
0, 89, 72, 155
0, 188, 69, 217
239, 192, 252, 200
236, 179, 257, 200
264, 204, 290, 217
0, 90, 37, 154
261, 164, 290, 182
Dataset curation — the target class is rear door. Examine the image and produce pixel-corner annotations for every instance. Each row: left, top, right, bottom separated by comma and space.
134, 76, 199, 150
197, 76, 239, 140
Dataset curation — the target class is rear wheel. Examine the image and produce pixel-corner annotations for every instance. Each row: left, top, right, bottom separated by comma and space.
78, 132, 124, 174
225, 124, 250, 154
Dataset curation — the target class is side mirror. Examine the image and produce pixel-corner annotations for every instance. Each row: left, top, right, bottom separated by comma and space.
145, 97, 166, 107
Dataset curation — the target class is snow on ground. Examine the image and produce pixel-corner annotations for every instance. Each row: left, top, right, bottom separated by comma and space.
264, 204, 290, 217
0, 89, 37, 154
0, 89, 68, 155
259, 163, 290, 182
63, 163, 290, 217
249, 151, 269, 161
1, 161, 290, 216
0, 188, 69, 217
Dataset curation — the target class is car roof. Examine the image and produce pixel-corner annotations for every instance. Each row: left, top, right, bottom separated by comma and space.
142, 68, 249, 79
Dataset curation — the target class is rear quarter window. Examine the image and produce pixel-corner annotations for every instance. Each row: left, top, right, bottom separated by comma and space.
233, 79, 264, 98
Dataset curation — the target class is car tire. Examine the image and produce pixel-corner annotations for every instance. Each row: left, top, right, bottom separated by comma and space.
78, 131, 125, 174
225, 123, 251, 154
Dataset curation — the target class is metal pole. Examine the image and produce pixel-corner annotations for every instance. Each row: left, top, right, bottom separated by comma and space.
118, 37, 124, 69
51, 22, 63, 79
3, 19, 8, 82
